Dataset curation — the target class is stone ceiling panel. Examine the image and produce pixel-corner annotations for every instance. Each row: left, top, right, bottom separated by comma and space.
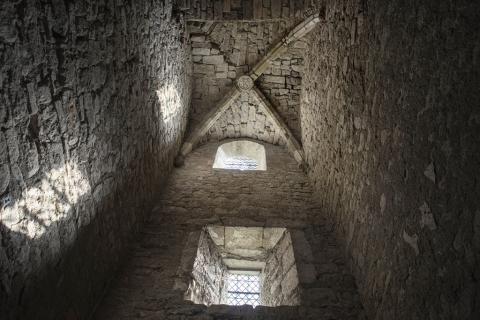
188, 20, 305, 146
224, 226, 264, 251
256, 41, 306, 142
203, 92, 286, 145
223, 259, 266, 270
207, 226, 287, 265
263, 228, 286, 249
207, 225, 225, 246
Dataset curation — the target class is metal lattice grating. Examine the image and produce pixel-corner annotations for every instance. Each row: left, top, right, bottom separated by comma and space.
226, 273, 261, 307
223, 156, 259, 171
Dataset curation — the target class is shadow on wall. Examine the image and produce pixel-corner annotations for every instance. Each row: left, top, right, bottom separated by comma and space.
0, 0, 191, 318
1, 161, 89, 319
0, 157, 158, 320
0, 64, 189, 320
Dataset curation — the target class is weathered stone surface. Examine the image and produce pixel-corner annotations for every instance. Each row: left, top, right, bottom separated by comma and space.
187, 229, 228, 305
301, 1, 480, 319
1, 1, 474, 319
192, 47, 211, 55
0, 164, 9, 194
182, 0, 311, 22
0, 1, 191, 319
188, 20, 306, 145
263, 228, 286, 249
207, 225, 225, 246
194, 63, 216, 74
262, 230, 300, 306
203, 55, 225, 65
207, 226, 285, 266
262, 75, 286, 84
94, 142, 365, 319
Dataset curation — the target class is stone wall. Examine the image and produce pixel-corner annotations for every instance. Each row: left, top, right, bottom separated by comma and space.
95, 141, 366, 319
188, 228, 228, 305
256, 44, 305, 142
180, 0, 311, 21
188, 20, 306, 146
262, 230, 300, 306
301, 0, 480, 319
0, 1, 191, 319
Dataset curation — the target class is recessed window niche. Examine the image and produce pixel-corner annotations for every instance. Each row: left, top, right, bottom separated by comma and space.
213, 140, 267, 171
176, 226, 309, 308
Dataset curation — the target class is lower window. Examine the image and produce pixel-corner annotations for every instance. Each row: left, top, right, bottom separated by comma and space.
225, 272, 261, 307
180, 226, 303, 308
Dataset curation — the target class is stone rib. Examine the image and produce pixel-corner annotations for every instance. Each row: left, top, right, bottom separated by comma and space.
251, 87, 305, 167
249, 13, 321, 81
180, 87, 241, 157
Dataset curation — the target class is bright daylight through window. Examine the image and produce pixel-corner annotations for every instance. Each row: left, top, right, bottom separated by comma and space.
225, 272, 261, 307
213, 140, 267, 171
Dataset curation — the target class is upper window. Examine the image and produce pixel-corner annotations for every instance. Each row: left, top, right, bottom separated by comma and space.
213, 141, 266, 171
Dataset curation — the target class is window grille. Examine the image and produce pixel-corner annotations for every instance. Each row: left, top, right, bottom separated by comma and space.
225, 273, 261, 307
223, 156, 259, 171
213, 141, 267, 171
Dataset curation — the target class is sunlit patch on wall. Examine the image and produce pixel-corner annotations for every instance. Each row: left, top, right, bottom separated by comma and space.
156, 84, 182, 124
1, 162, 91, 239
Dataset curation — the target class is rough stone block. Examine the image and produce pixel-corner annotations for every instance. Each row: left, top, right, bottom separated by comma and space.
296, 263, 316, 284
194, 64, 215, 74
203, 55, 224, 65
0, 164, 10, 194
191, 34, 206, 42
192, 47, 211, 55
263, 75, 285, 84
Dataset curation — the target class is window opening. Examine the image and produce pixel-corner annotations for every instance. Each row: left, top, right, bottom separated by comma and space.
213, 140, 267, 171
180, 226, 304, 308
223, 156, 259, 170
225, 272, 261, 307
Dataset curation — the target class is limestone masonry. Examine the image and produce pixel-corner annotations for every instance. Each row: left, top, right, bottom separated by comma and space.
0, 1, 191, 318
1, 0, 479, 319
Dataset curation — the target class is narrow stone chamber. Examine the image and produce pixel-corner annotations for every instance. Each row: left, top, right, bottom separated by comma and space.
1, 0, 478, 319
94, 142, 365, 319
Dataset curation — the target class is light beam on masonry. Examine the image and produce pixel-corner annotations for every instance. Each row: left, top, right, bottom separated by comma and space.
156, 84, 182, 124
2, 162, 91, 240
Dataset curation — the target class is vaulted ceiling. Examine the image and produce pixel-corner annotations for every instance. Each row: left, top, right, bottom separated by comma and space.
181, 12, 322, 167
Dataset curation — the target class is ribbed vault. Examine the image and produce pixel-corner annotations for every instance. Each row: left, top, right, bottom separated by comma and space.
180, 13, 322, 167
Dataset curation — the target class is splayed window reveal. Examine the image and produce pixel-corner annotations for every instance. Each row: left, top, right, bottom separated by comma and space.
213, 140, 267, 171
181, 226, 303, 308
